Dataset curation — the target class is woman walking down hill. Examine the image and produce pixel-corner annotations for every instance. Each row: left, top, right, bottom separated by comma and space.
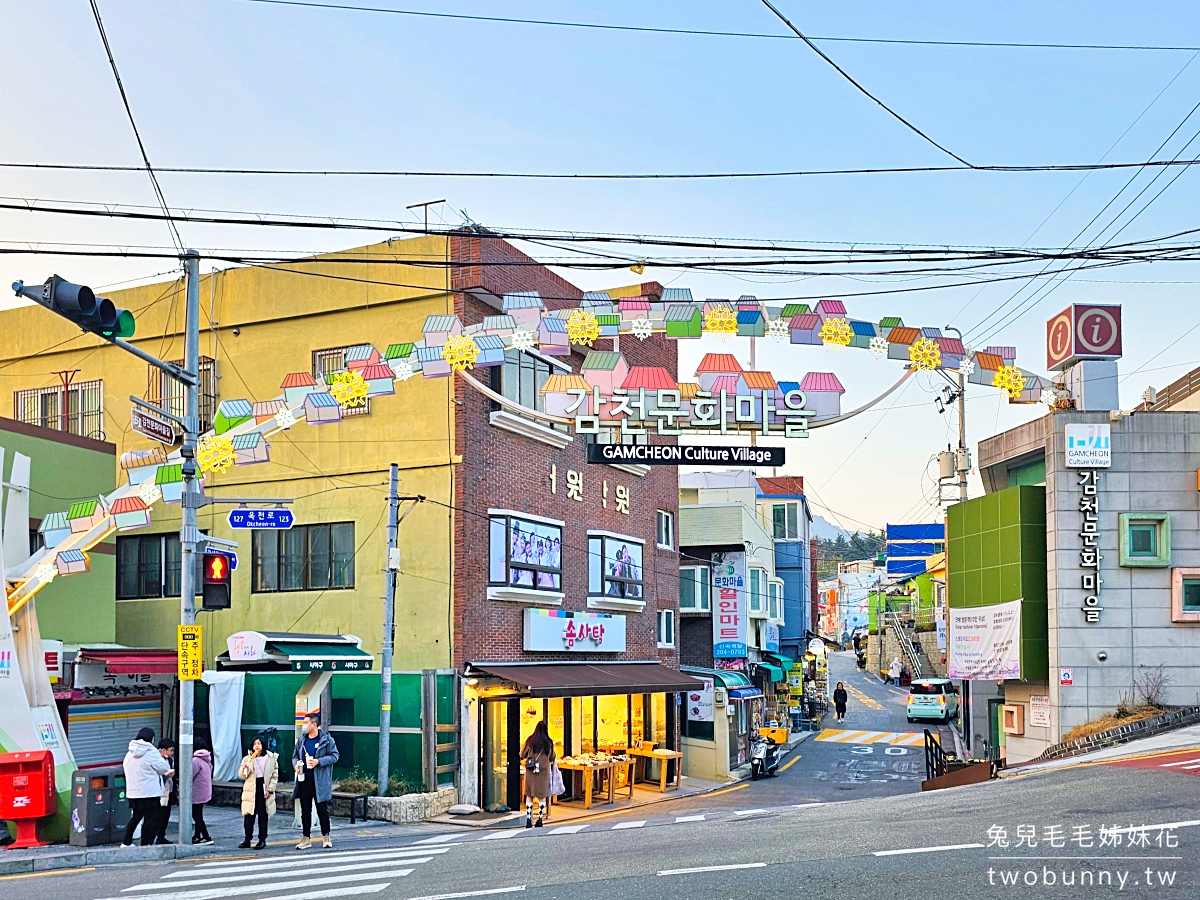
833, 682, 849, 722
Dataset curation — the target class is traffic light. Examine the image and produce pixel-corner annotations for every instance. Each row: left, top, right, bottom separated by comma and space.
12, 275, 135, 339
202, 552, 232, 610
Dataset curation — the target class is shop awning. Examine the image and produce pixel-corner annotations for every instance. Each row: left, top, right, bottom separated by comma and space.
471, 662, 702, 698
77, 649, 177, 675
765, 653, 795, 673
757, 663, 786, 683
215, 632, 374, 672
681, 666, 752, 690
728, 687, 765, 700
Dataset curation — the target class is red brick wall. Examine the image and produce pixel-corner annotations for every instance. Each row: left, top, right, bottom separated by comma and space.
448, 238, 680, 671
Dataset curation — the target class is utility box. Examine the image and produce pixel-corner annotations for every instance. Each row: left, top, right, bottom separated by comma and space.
69, 765, 128, 846
0, 750, 56, 849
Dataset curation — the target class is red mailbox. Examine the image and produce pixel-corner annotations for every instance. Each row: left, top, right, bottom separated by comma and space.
0, 749, 56, 849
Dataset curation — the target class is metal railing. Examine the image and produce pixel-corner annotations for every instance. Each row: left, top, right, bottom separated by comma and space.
885, 609, 923, 679
924, 729, 948, 781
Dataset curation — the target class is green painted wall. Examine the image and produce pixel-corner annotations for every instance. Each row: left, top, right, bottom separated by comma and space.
0, 419, 117, 643
947, 485, 1048, 681
1008, 459, 1047, 487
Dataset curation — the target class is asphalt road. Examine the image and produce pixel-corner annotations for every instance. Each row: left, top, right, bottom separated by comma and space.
17, 758, 1199, 900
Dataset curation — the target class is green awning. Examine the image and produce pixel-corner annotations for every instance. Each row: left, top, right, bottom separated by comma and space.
765, 653, 796, 673
271, 641, 374, 673
758, 663, 786, 683
681, 666, 752, 689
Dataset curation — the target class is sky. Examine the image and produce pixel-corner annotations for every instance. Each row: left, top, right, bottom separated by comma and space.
6, 1, 1200, 532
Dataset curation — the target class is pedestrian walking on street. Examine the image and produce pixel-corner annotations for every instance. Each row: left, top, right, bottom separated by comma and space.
121, 727, 173, 847
238, 736, 278, 849
888, 656, 902, 686
292, 713, 339, 850
833, 682, 849, 722
191, 737, 214, 844
149, 739, 176, 844
521, 720, 555, 829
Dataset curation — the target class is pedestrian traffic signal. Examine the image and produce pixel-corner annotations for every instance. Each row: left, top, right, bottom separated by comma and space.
12, 275, 135, 339
202, 551, 232, 610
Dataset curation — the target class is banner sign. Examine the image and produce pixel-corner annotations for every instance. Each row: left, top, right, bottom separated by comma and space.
178, 625, 202, 681
1065, 424, 1111, 469
948, 599, 1022, 680
586, 444, 784, 466
523, 608, 627, 653
687, 677, 715, 722
712, 550, 748, 658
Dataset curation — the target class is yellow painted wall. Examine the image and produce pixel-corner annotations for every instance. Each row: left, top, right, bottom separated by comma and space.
1, 237, 458, 668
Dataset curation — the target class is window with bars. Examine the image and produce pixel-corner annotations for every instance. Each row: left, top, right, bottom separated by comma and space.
252, 523, 356, 592
145, 357, 217, 433
14, 379, 104, 439
312, 347, 370, 416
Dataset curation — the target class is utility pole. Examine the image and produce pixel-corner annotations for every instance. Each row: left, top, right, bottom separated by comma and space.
944, 325, 969, 503
377, 464, 399, 796
176, 251, 201, 845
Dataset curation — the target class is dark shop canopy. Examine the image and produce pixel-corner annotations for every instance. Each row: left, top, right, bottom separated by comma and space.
469, 661, 703, 698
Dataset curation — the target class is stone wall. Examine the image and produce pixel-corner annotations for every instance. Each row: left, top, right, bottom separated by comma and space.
368, 787, 459, 824
1029, 706, 1200, 762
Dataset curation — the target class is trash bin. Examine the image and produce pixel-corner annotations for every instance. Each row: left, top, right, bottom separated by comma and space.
69, 766, 128, 846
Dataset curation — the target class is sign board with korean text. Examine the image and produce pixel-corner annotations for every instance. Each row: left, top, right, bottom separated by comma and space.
1065, 424, 1111, 469
1029, 695, 1051, 728
131, 408, 177, 445
1060, 667, 1073, 686
687, 677, 714, 722
228, 508, 294, 529
523, 608, 626, 653
291, 654, 372, 673
228, 631, 267, 662
947, 599, 1022, 680
712, 550, 748, 658
73, 666, 176, 689
1046, 304, 1123, 370
178, 625, 202, 681
763, 622, 780, 653
585, 444, 785, 466
936, 618, 947, 651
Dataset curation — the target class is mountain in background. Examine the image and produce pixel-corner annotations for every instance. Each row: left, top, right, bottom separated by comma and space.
811, 514, 851, 541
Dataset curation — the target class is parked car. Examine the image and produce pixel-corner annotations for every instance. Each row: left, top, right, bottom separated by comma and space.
906, 678, 959, 723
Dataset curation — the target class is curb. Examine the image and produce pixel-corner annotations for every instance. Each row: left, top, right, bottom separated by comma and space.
0, 841, 227, 876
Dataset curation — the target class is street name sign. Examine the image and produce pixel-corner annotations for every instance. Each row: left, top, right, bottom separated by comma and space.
228, 508, 294, 529
585, 444, 784, 466
131, 408, 176, 445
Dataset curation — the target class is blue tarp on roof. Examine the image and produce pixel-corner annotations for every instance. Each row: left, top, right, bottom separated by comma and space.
887, 558, 928, 576
887, 523, 945, 541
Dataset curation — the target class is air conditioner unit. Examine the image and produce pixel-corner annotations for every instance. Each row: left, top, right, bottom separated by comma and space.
714, 688, 727, 707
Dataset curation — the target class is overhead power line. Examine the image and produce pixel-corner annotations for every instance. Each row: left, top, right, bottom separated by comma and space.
227, 0, 1200, 53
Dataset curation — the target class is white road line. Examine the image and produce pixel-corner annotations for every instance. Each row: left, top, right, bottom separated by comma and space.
612, 821, 645, 830
1115, 819, 1200, 833
1180, 763, 1200, 770
478, 829, 523, 840
405, 888, 526, 900
734, 809, 768, 816
195, 845, 443, 868
173, 848, 450, 876
547, 825, 588, 834
1157, 757, 1200, 767
100, 878, 408, 900
792, 803, 823, 809
675, 815, 706, 823
873, 843, 984, 856
137, 858, 431, 890
415, 833, 466, 844
658, 863, 767, 876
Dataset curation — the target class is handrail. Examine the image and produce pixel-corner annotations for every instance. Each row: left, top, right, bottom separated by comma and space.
924, 729, 948, 781
885, 609, 923, 679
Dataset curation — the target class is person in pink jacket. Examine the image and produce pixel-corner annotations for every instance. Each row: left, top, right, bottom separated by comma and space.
191, 736, 214, 844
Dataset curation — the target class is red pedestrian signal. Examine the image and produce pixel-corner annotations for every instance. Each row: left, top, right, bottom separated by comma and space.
202, 552, 232, 610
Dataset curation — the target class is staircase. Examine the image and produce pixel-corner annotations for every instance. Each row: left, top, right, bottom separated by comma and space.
885, 610, 929, 679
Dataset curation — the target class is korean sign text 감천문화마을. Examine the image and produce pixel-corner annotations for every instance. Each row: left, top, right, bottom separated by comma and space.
565, 387, 812, 438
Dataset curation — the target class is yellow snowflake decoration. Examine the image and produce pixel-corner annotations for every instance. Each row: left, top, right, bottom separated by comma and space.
565, 309, 600, 346
993, 364, 1027, 400
704, 305, 738, 339
196, 434, 237, 475
819, 317, 853, 347
441, 334, 480, 372
328, 370, 369, 408
909, 337, 942, 370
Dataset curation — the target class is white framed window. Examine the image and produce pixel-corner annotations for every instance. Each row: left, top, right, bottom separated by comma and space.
749, 567, 767, 614
679, 566, 710, 612
657, 609, 676, 648
490, 514, 562, 592
771, 502, 800, 539
656, 509, 674, 549
768, 580, 783, 621
588, 531, 643, 600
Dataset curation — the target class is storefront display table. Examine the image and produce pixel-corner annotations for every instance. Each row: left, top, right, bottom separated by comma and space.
629, 747, 683, 791
557, 758, 616, 809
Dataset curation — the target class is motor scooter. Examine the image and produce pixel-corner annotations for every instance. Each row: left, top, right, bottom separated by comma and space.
855, 648, 867, 669
750, 735, 780, 780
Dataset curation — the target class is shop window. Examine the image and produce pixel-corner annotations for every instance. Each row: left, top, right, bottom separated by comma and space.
1171, 568, 1200, 623
15, 378, 104, 439
656, 510, 674, 550
657, 609, 676, 648
749, 567, 766, 614
771, 502, 800, 539
313, 346, 370, 416
252, 523, 355, 592
116, 533, 205, 599
1118, 513, 1171, 567
588, 533, 643, 600
679, 566, 710, 612
489, 515, 562, 591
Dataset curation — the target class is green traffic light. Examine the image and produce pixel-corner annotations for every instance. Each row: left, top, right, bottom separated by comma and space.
102, 309, 136, 339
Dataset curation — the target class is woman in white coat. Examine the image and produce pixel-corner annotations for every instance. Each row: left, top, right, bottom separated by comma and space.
238, 736, 279, 849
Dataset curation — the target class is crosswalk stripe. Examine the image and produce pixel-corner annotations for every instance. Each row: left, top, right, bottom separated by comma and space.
1158, 758, 1200, 768
478, 830, 523, 840
815, 728, 924, 746
675, 815, 705, 823
136, 857, 431, 890
415, 833, 465, 844
896, 733, 925, 745
104, 867, 417, 900
174, 847, 449, 876
547, 825, 588, 834
612, 821, 645, 830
